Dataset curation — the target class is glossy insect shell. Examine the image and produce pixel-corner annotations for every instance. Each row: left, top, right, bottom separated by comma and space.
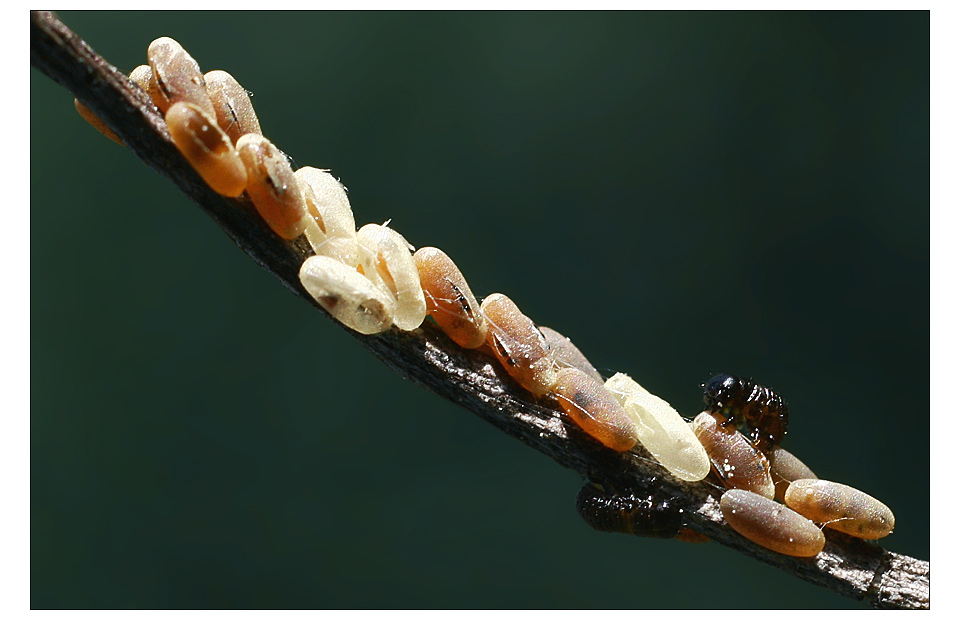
553, 368, 637, 452
204, 70, 262, 144
784, 479, 895, 540
720, 489, 825, 557
356, 224, 426, 331
295, 167, 358, 265
128, 64, 153, 93
604, 373, 710, 482
702, 373, 788, 451
575, 483, 682, 539
539, 326, 603, 384
691, 411, 775, 499
414, 247, 487, 349
147, 37, 216, 120
236, 133, 308, 240
298, 255, 395, 335
166, 102, 247, 198
481, 293, 557, 396
769, 445, 817, 502
73, 98, 123, 145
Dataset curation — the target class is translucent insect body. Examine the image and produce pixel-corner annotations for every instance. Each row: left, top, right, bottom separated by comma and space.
166, 101, 247, 197
356, 224, 426, 331
604, 373, 709, 482
784, 479, 894, 540
481, 293, 557, 396
540, 326, 604, 384
147, 37, 215, 119
298, 256, 395, 335
720, 489, 825, 558
692, 411, 775, 499
204, 70, 262, 144
553, 368, 637, 452
414, 247, 487, 349
236, 133, 308, 240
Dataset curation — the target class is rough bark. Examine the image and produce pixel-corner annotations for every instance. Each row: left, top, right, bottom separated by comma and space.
30, 10, 929, 609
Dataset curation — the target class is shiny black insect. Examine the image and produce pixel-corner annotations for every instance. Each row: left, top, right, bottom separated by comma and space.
575, 482, 683, 539
702, 373, 788, 452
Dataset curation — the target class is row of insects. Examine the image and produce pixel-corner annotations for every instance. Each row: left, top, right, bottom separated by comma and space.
75, 36, 895, 559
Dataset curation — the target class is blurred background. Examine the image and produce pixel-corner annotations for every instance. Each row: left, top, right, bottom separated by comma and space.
31, 11, 928, 609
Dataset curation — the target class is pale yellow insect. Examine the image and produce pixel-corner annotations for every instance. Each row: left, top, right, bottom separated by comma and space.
295, 167, 358, 266
128, 64, 153, 94
605, 373, 709, 482
299, 255, 396, 335
356, 224, 426, 331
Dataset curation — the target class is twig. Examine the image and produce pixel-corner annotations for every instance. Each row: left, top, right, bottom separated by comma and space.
30, 10, 930, 609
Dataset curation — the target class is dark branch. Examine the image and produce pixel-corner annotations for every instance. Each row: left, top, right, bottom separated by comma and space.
30, 10, 929, 610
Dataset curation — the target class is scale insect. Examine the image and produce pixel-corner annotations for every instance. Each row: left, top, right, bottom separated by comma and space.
414, 247, 487, 349
35, 10, 924, 604
692, 410, 775, 498
720, 489, 825, 558
784, 479, 895, 540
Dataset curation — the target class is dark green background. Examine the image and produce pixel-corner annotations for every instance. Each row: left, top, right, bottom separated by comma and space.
31, 11, 929, 609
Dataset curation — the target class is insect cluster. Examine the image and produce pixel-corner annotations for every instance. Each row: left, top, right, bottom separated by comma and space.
76, 35, 896, 563
698, 375, 895, 556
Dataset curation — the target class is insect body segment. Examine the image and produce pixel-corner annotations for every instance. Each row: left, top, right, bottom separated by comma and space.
604, 373, 710, 482
147, 37, 215, 120
481, 293, 558, 396
73, 99, 123, 145
295, 167, 358, 265
553, 368, 636, 452
720, 489, 825, 557
576, 482, 683, 539
784, 479, 894, 540
236, 133, 308, 240
414, 247, 487, 349
692, 411, 775, 499
540, 327, 603, 384
129, 64, 153, 93
299, 256, 395, 335
204, 70, 262, 144
703, 373, 788, 451
166, 102, 247, 197
769, 446, 817, 502
356, 224, 426, 331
